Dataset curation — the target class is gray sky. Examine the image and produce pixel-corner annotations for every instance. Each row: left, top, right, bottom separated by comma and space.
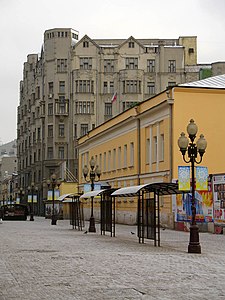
0, 0, 225, 144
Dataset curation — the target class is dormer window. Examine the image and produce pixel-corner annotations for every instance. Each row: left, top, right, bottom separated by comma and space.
129, 41, 134, 48
83, 41, 89, 48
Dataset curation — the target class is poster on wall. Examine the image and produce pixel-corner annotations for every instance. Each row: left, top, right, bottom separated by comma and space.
45, 202, 63, 219
175, 190, 213, 223
212, 174, 225, 225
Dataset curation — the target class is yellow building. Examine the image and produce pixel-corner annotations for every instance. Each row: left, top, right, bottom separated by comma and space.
78, 74, 225, 227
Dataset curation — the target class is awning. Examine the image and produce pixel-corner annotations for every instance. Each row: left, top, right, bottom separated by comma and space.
111, 182, 185, 197
111, 184, 149, 196
62, 193, 81, 203
80, 189, 106, 199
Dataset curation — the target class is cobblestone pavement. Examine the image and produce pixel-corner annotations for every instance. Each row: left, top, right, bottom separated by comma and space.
0, 217, 225, 300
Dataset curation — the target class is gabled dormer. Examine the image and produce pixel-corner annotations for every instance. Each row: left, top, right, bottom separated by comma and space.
118, 36, 145, 51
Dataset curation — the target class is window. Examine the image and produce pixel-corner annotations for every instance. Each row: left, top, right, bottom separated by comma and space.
59, 96, 66, 114
122, 80, 141, 93
130, 142, 134, 166
168, 82, 176, 87
59, 81, 65, 93
125, 57, 138, 69
122, 101, 138, 111
168, 60, 176, 72
146, 139, 150, 164
124, 144, 127, 168
72, 33, 78, 40
80, 124, 88, 136
147, 82, 155, 95
74, 124, 77, 138
48, 82, 53, 94
80, 57, 92, 70
59, 124, 64, 137
103, 82, 108, 94
109, 81, 114, 94
75, 80, 94, 93
59, 147, 64, 159
57, 59, 67, 72
47, 147, 53, 159
153, 136, 157, 163
113, 149, 116, 170
159, 134, 164, 161
147, 59, 155, 72
118, 147, 121, 169
35, 86, 40, 99
75, 101, 94, 114
48, 125, 53, 137
189, 48, 194, 54
48, 103, 53, 115
103, 152, 106, 172
37, 128, 41, 140
104, 59, 114, 72
128, 41, 134, 48
108, 151, 111, 171
83, 41, 89, 48
105, 103, 112, 116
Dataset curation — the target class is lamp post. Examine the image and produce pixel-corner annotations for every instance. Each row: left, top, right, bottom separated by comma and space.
178, 119, 207, 254
28, 182, 36, 221
47, 174, 61, 225
83, 156, 101, 232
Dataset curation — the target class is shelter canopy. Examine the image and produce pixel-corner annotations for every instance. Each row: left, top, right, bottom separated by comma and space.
111, 182, 183, 197
80, 189, 106, 199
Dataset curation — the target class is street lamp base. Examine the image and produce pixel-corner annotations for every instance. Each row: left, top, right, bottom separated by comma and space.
89, 216, 96, 232
30, 214, 34, 221
188, 224, 201, 254
51, 217, 57, 225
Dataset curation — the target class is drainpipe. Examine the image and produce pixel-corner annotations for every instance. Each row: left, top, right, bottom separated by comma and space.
166, 88, 174, 183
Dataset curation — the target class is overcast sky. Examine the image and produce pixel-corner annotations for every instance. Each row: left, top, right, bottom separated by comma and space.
0, 0, 225, 144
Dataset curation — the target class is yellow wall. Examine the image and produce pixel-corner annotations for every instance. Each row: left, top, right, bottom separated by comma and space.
78, 92, 172, 189
78, 85, 225, 226
173, 87, 225, 177
59, 182, 78, 195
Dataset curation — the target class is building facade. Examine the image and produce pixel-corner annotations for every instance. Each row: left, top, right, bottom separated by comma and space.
17, 27, 218, 208
78, 75, 225, 227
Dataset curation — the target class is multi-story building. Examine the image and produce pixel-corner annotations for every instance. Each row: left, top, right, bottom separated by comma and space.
17, 28, 218, 210
78, 74, 225, 227
0, 140, 17, 205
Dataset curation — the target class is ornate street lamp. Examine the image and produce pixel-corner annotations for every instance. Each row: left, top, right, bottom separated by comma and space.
178, 119, 207, 253
83, 156, 101, 232
47, 174, 61, 225
28, 182, 37, 221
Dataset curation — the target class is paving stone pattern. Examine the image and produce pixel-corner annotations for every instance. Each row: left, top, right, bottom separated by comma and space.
0, 217, 225, 300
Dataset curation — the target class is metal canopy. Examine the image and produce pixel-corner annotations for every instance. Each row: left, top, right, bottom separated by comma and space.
80, 189, 106, 199
62, 193, 81, 203
111, 182, 183, 197
111, 184, 149, 196
143, 182, 184, 195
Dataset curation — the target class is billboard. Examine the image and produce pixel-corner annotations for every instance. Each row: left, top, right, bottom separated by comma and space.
175, 191, 213, 223
212, 174, 225, 225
